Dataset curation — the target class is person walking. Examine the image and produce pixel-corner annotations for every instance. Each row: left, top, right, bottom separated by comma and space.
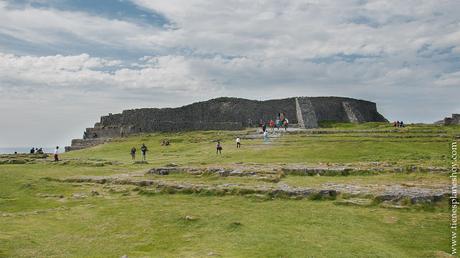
140, 144, 148, 161
54, 146, 59, 162
130, 147, 136, 160
263, 130, 269, 142
216, 141, 223, 154
236, 137, 241, 148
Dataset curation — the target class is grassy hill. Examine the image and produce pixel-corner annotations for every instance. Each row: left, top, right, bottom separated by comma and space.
0, 123, 458, 257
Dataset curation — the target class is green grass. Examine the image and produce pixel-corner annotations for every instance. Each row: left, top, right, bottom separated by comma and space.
0, 189, 451, 257
62, 125, 456, 167
0, 122, 458, 257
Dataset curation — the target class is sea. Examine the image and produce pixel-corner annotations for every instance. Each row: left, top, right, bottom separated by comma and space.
0, 147, 64, 154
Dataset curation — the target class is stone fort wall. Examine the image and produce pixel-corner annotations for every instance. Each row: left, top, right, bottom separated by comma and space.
442, 114, 460, 125
65, 96, 387, 151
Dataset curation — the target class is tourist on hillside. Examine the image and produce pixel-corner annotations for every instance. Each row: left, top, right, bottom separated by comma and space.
275, 118, 280, 130
394, 121, 405, 128
269, 119, 275, 132
216, 141, 223, 154
54, 146, 59, 162
130, 147, 136, 160
30, 147, 35, 154
140, 144, 148, 161
283, 118, 289, 131
263, 130, 269, 142
236, 137, 241, 148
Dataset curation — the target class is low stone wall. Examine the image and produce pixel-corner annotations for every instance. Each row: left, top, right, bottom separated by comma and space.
65, 138, 110, 152
443, 114, 460, 125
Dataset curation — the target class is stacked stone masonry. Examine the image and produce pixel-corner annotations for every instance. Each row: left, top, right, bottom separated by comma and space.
443, 114, 460, 125
65, 96, 387, 151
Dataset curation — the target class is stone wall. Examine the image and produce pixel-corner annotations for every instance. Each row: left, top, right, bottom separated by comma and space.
84, 97, 299, 139
296, 97, 318, 128
306, 97, 385, 123
66, 96, 387, 151
443, 114, 460, 125
295, 97, 386, 128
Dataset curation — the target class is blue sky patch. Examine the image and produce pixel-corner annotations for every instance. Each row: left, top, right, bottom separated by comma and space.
6, 0, 169, 27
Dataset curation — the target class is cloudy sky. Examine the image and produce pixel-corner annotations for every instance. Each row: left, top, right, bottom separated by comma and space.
0, 0, 459, 148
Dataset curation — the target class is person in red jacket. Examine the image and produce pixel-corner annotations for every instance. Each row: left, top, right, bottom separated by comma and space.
269, 119, 275, 132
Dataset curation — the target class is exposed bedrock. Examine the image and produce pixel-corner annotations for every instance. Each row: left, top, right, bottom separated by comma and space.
54, 175, 448, 204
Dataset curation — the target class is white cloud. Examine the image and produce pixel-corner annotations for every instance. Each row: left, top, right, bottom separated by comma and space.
132, 0, 460, 59
0, 1, 164, 50
0, 52, 218, 92
0, 0, 459, 147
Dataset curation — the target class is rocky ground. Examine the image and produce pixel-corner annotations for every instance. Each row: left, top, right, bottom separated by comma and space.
50, 162, 451, 208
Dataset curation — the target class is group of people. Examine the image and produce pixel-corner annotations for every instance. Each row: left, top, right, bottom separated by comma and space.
259, 112, 289, 132
29, 146, 60, 161
216, 136, 242, 155
30, 147, 44, 154
393, 121, 405, 127
128, 113, 287, 158
130, 144, 148, 161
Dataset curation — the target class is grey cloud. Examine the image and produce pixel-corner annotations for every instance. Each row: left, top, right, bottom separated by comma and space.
0, 0, 459, 147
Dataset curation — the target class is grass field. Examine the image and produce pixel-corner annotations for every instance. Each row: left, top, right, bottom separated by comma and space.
0, 123, 458, 257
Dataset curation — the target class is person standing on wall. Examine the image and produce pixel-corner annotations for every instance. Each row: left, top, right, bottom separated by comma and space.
141, 144, 148, 161
54, 146, 59, 162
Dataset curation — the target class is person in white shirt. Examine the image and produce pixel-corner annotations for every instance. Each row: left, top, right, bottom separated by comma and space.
263, 131, 269, 142
236, 137, 241, 148
54, 146, 59, 162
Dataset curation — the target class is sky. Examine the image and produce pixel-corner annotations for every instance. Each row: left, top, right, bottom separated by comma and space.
0, 0, 459, 148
